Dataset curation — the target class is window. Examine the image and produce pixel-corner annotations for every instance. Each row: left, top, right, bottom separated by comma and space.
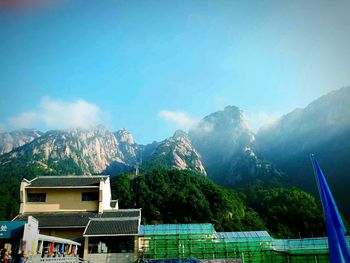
89, 236, 134, 253
27, 193, 46, 202
82, 192, 99, 201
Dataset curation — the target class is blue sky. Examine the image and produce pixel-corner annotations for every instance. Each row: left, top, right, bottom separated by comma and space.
1, 0, 350, 144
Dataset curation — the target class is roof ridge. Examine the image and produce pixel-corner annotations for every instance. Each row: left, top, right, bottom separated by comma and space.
34, 175, 109, 178
21, 212, 97, 215
103, 208, 141, 212
90, 217, 140, 221
28, 177, 38, 183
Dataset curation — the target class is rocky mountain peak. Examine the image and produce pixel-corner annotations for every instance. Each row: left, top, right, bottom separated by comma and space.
142, 130, 207, 175
114, 128, 136, 145
189, 105, 255, 155
173, 129, 188, 139
188, 105, 279, 186
66, 125, 110, 136
218, 105, 250, 130
224, 105, 240, 114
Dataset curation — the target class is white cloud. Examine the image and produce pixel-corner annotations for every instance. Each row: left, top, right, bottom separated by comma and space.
245, 110, 281, 133
9, 97, 107, 130
159, 110, 198, 130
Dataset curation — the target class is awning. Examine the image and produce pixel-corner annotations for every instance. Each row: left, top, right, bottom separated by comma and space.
38, 234, 81, 246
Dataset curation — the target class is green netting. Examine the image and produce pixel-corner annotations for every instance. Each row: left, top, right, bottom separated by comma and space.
140, 224, 215, 236
138, 224, 350, 263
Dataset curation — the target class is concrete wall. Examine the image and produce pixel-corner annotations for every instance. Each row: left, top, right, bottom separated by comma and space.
23, 188, 99, 213
88, 253, 134, 263
101, 177, 112, 212
23, 216, 39, 257
20, 180, 30, 214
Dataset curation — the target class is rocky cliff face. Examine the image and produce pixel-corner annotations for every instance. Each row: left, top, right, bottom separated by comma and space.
2, 126, 136, 174
113, 129, 139, 164
143, 130, 206, 175
189, 106, 284, 186
0, 129, 42, 155
0, 126, 207, 175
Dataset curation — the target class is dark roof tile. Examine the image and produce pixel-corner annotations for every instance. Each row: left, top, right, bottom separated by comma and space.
14, 212, 97, 228
99, 210, 141, 218
13, 209, 141, 229
28, 176, 107, 187
84, 218, 139, 236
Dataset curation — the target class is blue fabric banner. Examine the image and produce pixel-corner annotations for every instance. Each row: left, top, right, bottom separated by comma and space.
312, 155, 350, 263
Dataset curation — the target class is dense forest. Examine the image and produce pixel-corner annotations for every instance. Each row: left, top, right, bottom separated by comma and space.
0, 156, 327, 239
111, 168, 326, 238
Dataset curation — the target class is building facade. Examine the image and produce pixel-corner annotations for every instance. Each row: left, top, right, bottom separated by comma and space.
14, 176, 141, 263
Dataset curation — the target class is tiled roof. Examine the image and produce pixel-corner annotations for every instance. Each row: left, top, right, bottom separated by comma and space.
27, 176, 108, 187
13, 209, 141, 229
14, 212, 97, 228
99, 209, 141, 218
84, 218, 139, 236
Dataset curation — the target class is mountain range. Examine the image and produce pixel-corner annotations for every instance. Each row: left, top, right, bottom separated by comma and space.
0, 126, 206, 177
0, 86, 349, 220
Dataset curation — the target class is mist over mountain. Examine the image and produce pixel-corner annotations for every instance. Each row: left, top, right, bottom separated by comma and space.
256, 86, 350, 219
0, 129, 43, 155
188, 106, 285, 187
257, 86, 350, 158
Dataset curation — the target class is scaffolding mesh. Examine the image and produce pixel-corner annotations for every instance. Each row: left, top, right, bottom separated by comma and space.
140, 224, 215, 236
138, 224, 350, 263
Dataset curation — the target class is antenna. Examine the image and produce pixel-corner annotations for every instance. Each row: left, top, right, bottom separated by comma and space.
140, 149, 143, 165
135, 163, 139, 176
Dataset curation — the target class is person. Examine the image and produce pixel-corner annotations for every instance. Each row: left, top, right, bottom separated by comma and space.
3, 250, 8, 263
11, 252, 20, 263
18, 251, 24, 263
1, 249, 8, 263
7, 251, 12, 263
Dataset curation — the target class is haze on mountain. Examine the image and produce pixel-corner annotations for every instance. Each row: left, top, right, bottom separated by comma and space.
188, 105, 285, 187
0, 129, 42, 155
256, 86, 350, 220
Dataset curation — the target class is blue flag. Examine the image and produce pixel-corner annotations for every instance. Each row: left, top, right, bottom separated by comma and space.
311, 155, 350, 263
60, 244, 65, 255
